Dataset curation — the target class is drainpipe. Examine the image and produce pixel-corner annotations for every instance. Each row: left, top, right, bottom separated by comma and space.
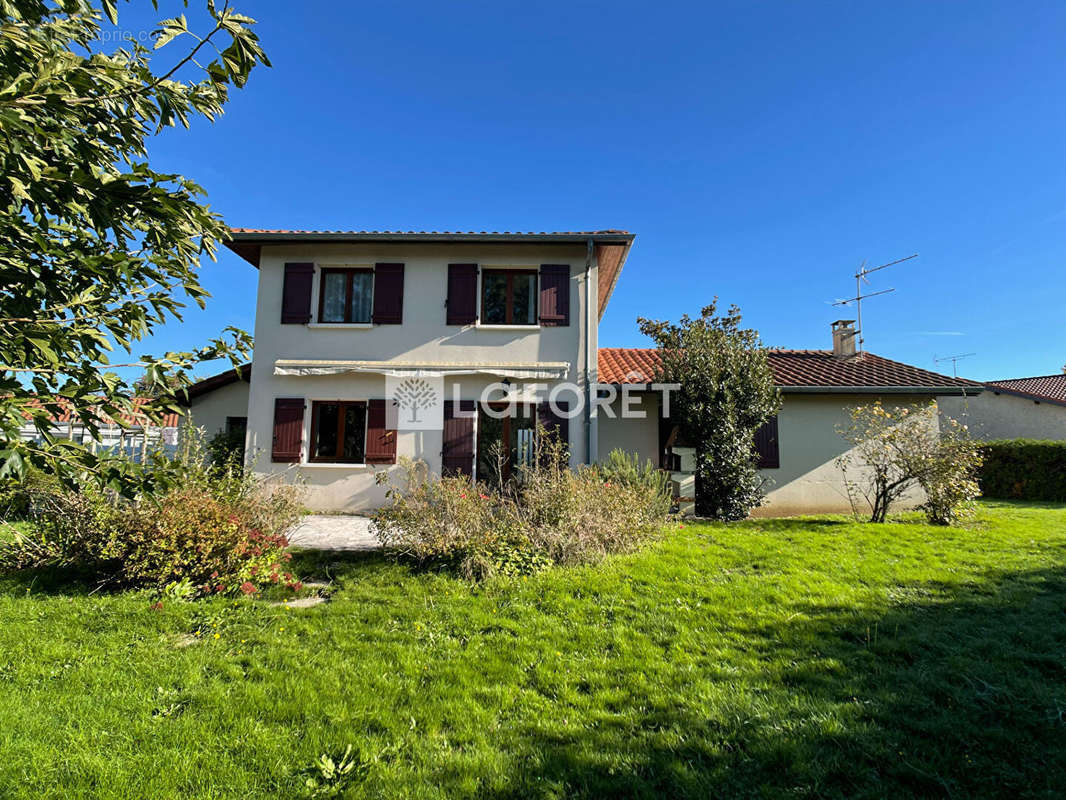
585, 238, 595, 465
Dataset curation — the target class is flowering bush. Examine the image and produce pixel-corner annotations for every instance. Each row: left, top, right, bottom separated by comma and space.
372, 435, 673, 579
836, 401, 982, 524
0, 429, 304, 595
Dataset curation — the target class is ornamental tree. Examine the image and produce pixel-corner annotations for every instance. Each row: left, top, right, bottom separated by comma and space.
0, 0, 268, 495
836, 401, 982, 524
638, 300, 781, 520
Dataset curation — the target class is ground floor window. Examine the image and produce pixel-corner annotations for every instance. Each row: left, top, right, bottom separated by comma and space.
225, 416, 247, 436
310, 400, 367, 463
476, 403, 535, 483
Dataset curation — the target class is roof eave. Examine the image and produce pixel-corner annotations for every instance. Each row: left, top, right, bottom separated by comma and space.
986, 385, 1066, 407
597, 238, 633, 321
224, 230, 636, 268
780, 385, 983, 396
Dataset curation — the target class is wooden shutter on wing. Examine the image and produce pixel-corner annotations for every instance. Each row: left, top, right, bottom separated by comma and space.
754, 415, 780, 469
281, 263, 314, 324
372, 263, 404, 324
271, 398, 305, 463
365, 399, 397, 464
538, 264, 570, 326
446, 264, 478, 325
537, 400, 570, 462
442, 400, 475, 477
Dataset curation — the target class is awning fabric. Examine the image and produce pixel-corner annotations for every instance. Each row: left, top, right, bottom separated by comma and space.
273, 360, 570, 380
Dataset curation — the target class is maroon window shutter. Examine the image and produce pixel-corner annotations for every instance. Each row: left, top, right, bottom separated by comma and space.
537, 400, 570, 458
539, 264, 570, 326
271, 398, 305, 463
446, 263, 478, 325
754, 415, 780, 469
372, 263, 404, 324
281, 263, 314, 324
365, 399, 397, 464
442, 400, 476, 477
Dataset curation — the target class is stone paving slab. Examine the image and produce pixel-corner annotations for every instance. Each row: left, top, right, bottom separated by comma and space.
287, 515, 379, 551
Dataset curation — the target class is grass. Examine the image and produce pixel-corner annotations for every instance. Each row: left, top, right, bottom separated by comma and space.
1, 501, 1065, 798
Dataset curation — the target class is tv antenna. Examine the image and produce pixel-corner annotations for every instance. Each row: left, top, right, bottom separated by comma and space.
934, 352, 976, 378
831, 253, 917, 352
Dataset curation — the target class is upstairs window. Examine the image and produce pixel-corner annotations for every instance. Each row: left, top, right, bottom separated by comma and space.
309, 401, 367, 463
481, 270, 537, 325
318, 268, 373, 323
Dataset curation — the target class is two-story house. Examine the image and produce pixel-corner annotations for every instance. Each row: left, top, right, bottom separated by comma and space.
187, 228, 981, 516
218, 229, 633, 510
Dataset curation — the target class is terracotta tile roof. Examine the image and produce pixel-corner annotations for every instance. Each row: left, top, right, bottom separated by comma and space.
225, 229, 634, 319
229, 228, 631, 237
598, 348, 982, 393
985, 374, 1066, 407
23, 397, 182, 428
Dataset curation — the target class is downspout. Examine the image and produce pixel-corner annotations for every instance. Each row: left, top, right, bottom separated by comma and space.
585, 238, 595, 465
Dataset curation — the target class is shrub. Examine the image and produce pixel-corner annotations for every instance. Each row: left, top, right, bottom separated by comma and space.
0, 430, 304, 595
638, 300, 781, 519
207, 427, 246, 473
372, 440, 673, 580
977, 439, 1066, 501
0, 465, 62, 520
837, 401, 982, 524
918, 416, 983, 525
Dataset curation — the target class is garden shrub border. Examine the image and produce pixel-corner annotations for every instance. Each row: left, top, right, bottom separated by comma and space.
978, 439, 1066, 502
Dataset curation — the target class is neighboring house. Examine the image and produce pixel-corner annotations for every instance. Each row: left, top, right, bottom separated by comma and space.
179, 364, 252, 441
184, 228, 980, 515
16, 398, 181, 462
597, 321, 980, 516
939, 373, 1066, 441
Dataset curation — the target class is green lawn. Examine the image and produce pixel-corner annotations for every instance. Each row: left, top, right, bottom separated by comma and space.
1, 502, 1065, 798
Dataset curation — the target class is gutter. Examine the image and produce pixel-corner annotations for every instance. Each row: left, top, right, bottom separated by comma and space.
598, 383, 982, 397
228, 231, 635, 245
776, 385, 983, 396
585, 238, 594, 465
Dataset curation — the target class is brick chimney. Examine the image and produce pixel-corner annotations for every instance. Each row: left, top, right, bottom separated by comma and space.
831, 320, 857, 358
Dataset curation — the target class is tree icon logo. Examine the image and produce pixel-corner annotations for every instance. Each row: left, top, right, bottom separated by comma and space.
393, 378, 436, 423
385, 374, 444, 430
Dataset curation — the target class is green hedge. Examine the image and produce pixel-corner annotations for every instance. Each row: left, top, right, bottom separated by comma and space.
978, 439, 1066, 501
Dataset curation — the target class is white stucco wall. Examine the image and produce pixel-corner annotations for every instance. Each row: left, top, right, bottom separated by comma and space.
597, 389, 661, 465
756, 393, 934, 516
246, 242, 596, 512
593, 392, 940, 517
939, 391, 1066, 441
185, 380, 250, 438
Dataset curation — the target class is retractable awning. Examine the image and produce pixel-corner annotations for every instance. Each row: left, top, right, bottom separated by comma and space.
273, 359, 570, 381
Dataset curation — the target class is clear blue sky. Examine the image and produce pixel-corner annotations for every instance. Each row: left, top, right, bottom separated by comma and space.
122, 0, 1065, 382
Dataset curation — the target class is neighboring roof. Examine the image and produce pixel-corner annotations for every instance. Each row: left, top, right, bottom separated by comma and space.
985, 374, 1066, 407
177, 363, 252, 405
23, 397, 182, 428
598, 348, 982, 395
224, 229, 635, 320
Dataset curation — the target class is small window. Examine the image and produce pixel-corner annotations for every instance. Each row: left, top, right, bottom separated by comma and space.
225, 416, 247, 436
318, 268, 373, 323
310, 401, 367, 463
481, 270, 537, 325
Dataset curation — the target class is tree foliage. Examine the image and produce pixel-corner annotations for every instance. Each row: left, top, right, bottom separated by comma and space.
0, 0, 268, 495
836, 401, 982, 524
638, 300, 781, 519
